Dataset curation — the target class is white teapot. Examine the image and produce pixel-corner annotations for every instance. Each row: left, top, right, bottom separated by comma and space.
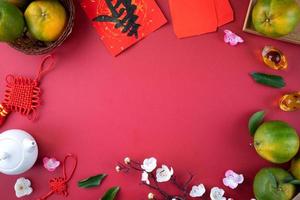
0, 129, 38, 175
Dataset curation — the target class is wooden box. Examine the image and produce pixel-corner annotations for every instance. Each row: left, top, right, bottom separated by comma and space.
243, 0, 300, 45
292, 193, 300, 200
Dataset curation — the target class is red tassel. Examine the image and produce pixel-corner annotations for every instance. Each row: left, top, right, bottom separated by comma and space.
0, 104, 9, 126
38, 154, 77, 200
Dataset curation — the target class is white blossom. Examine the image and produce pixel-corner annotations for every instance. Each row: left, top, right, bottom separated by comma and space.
141, 171, 150, 185
223, 170, 244, 189
189, 184, 206, 197
141, 157, 157, 172
14, 178, 33, 198
156, 165, 174, 182
210, 187, 226, 200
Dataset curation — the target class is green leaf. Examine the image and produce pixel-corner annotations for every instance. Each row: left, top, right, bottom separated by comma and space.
283, 177, 300, 185
78, 174, 107, 188
289, 180, 300, 185
283, 176, 293, 183
248, 110, 265, 136
250, 72, 286, 88
101, 187, 120, 200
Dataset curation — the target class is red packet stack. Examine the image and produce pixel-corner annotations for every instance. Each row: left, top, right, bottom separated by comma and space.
81, 0, 167, 56
169, 0, 234, 38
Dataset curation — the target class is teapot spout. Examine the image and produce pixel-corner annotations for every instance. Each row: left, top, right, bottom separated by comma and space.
23, 138, 37, 153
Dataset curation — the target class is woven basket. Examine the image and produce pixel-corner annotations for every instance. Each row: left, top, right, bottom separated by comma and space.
9, 0, 75, 55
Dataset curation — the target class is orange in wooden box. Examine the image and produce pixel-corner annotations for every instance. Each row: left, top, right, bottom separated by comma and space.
243, 0, 300, 45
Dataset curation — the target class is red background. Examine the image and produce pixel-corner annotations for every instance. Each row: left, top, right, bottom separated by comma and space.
0, 0, 300, 199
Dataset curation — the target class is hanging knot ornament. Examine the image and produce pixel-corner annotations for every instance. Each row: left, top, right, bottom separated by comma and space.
0, 55, 55, 126
38, 154, 78, 200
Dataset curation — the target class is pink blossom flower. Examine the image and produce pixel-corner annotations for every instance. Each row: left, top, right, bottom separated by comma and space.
224, 30, 244, 46
43, 157, 60, 172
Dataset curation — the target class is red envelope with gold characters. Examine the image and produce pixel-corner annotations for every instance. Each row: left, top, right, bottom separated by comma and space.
81, 0, 167, 56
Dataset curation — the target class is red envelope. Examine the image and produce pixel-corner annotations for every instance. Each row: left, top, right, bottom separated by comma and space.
81, 0, 167, 56
169, 0, 218, 38
169, 0, 234, 38
214, 0, 234, 27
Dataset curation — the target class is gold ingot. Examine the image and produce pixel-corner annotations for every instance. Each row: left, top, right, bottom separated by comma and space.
262, 46, 288, 70
279, 92, 300, 112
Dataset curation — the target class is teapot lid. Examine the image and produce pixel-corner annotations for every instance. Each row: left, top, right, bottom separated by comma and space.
0, 137, 23, 171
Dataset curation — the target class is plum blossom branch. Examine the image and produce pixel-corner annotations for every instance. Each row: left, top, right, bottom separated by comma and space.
115, 157, 249, 200
116, 157, 192, 200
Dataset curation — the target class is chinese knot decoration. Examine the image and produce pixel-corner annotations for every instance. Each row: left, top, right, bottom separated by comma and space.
38, 154, 78, 200
0, 55, 55, 126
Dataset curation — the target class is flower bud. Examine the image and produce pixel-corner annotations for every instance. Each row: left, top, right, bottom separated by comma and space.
124, 157, 131, 164
148, 192, 155, 199
115, 165, 121, 172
